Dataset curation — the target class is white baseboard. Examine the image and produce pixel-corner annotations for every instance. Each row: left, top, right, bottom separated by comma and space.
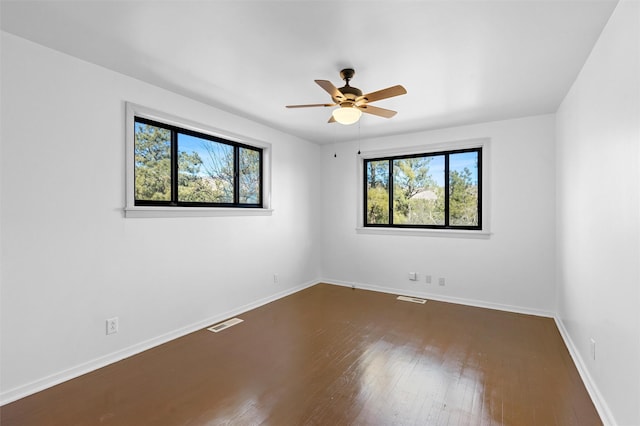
0, 280, 318, 406
554, 317, 617, 426
322, 278, 555, 318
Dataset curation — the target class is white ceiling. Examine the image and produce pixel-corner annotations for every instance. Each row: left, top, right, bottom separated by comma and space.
1, 0, 618, 144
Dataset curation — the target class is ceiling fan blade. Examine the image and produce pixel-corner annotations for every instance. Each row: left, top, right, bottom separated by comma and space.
315, 80, 345, 101
360, 85, 407, 103
286, 103, 336, 108
358, 104, 397, 118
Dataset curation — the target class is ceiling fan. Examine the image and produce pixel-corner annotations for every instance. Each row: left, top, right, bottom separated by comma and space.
286, 68, 407, 125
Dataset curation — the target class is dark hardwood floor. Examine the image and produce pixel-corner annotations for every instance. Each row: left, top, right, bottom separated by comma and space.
1, 283, 601, 425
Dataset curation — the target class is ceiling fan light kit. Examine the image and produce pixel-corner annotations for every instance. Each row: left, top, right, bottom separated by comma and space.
332, 104, 362, 125
286, 68, 407, 125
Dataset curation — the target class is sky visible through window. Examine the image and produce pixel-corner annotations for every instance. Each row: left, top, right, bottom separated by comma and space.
428, 151, 478, 186
178, 133, 230, 177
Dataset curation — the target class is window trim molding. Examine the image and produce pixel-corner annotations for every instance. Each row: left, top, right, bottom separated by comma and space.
124, 102, 272, 218
356, 138, 491, 237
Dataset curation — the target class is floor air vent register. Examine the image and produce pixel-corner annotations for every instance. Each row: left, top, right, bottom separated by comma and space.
207, 318, 244, 333
396, 295, 427, 304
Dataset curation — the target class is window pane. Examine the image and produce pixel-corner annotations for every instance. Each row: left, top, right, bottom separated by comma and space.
393, 156, 445, 225
177, 134, 233, 203
134, 122, 172, 201
239, 147, 261, 204
449, 151, 479, 226
366, 160, 390, 224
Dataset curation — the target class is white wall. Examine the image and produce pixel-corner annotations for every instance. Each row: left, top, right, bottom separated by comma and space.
0, 32, 322, 402
320, 115, 557, 315
555, 1, 640, 425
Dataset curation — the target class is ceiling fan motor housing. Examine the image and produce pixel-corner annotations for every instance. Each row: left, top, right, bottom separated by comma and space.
335, 68, 362, 105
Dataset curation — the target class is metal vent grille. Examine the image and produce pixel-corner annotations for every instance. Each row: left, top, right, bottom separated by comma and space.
207, 318, 244, 333
396, 295, 427, 304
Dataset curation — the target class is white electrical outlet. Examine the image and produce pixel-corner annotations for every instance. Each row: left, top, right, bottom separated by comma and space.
408, 272, 417, 281
273, 274, 279, 284
106, 317, 119, 335
425, 275, 432, 284
439, 277, 445, 286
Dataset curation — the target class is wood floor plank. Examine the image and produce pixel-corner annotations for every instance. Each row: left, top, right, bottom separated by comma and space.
0, 284, 602, 425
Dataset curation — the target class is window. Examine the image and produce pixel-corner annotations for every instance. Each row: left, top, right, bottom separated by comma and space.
363, 147, 482, 230
125, 103, 271, 217
134, 117, 262, 207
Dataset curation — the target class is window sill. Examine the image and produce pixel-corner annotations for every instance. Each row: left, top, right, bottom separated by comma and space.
356, 227, 491, 239
125, 207, 274, 218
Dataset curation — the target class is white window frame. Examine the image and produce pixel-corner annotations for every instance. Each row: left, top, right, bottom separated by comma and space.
356, 138, 491, 238
124, 102, 272, 218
